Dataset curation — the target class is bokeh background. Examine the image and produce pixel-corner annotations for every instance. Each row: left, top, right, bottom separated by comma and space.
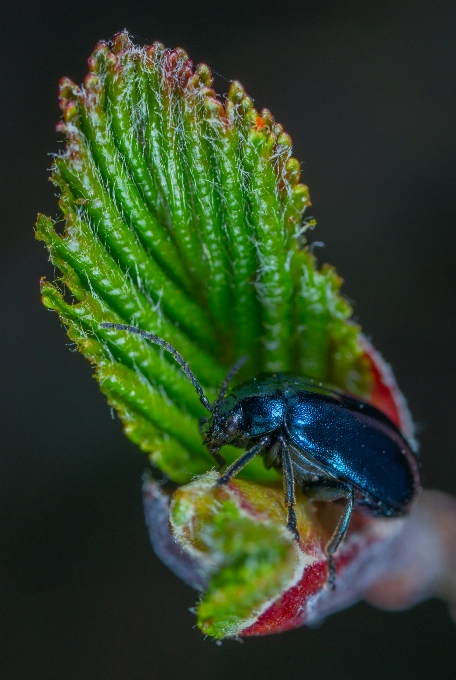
2, 1, 456, 678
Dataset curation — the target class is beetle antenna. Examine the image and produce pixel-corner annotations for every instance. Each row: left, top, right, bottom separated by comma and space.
212, 354, 249, 414
100, 323, 213, 412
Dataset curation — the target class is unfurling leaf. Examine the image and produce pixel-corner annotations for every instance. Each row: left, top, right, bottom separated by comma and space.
37, 32, 429, 638
37, 32, 376, 485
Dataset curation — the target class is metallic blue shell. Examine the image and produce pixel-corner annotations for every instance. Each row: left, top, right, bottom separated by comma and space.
229, 374, 420, 516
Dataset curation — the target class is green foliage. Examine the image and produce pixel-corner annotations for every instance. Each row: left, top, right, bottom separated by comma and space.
197, 502, 295, 638
169, 473, 300, 639
36, 32, 372, 484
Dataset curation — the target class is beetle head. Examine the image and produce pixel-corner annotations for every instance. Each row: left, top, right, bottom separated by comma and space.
199, 395, 246, 453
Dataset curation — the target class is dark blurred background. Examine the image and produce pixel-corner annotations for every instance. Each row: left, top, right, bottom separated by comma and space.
2, 0, 456, 678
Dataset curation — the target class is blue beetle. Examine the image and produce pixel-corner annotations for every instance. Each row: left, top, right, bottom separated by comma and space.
101, 323, 421, 587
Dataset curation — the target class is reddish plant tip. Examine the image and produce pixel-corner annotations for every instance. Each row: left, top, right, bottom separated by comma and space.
228, 80, 247, 104
59, 77, 80, 101
59, 100, 78, 123
111, 31, 131, 54
88, 42, 109, 73
195, 63, 213, 87
175, 47, 189, 61
83, 73, 100, 91
92, 40, 109, 54
277, 131, 292, 150
145, 41, 165, 60
285, 157, 301, 187
55, 120, 67, 134
205, 96, 228, 127
260, 108, 274, 127
163, 49, 193, 88
256, 116, 265, 130
273, 122, 284, 137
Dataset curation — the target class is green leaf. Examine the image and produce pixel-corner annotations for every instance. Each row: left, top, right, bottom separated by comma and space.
36, 31, 373, 484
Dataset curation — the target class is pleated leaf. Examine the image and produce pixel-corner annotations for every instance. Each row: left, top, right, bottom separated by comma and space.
36, 32, 373, 484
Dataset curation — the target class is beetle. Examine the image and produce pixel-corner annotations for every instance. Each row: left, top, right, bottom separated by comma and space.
101, 323, 421, 587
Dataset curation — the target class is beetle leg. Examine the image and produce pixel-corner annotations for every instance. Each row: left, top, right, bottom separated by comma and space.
263, 440, 281, 469
216, 436, 270, 486
210, 450, 226, 471
302, 480, 354, 589
279, 436, 300, 541
326, 483, 354, 589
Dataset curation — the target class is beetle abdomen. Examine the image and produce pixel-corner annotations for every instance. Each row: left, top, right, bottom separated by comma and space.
285, 391, 419, 514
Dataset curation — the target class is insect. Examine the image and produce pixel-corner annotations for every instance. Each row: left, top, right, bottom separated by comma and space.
101, 323, 421, 588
